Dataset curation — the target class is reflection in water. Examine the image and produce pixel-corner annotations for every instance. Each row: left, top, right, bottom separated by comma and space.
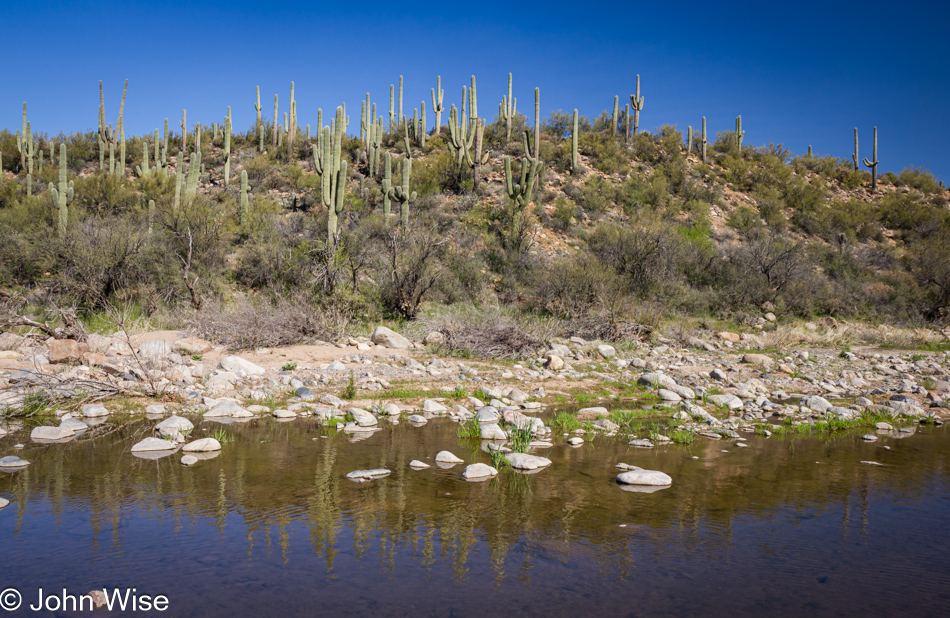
1, 416, 949, 616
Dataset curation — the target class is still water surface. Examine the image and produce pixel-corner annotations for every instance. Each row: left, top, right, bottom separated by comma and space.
2, 414, 949, 616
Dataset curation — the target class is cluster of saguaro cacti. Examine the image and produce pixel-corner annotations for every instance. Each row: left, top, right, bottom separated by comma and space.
502, 129, 543, 250
48, 143, 73, 237
313, 106, 347, 244
863, 126, 878, 191
630, 74, 644, 135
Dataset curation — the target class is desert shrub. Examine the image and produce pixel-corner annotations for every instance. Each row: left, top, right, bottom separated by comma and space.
409, 304, 558, 358
533, 252, 624, 319
897, 166, 941, 194
587, 222, 678, 296
615, 173, 670, 215
727, 205, 762, 234
570, 175, 616, 214
374, 218, 450, 319
578, 131, 626, 174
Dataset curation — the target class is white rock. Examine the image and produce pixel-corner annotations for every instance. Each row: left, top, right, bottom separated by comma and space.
348, 408, 378, 427
138, 339, 172, 359
505, 453, 552, 470
567, 437, 584, 445
629, 439, 655, 448
81, 403, 110, 417
180, 455, 199, 466
461, 463, 498, 480
637, 372, 678, 389
182, 438, 222, 452
422, 399, 448, 413
0, 456, 30, 468
131, 437, 178, 452
616, 469, 673, 486
219, 355, 265, 376
597, 344, 617, 359
409, 460, 430, 469
0, 497, 9, 509
407, 414, 428, 424
435, 451, 464, 464
370, 326, 411, 349
204, 400, 248, 418
31, 426, 74, 441
321, 394, 346, 407
480, 423, 507, 440
346, 468, 391, 482
707, 394, 744, 410
156, 415, 194, 433
383, 403, 402, 416
60, 417, 88, 432
272, 409, 297, 418
326, 361, 346, 371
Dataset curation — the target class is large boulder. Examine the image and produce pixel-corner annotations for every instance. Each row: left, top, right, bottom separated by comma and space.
48, 339, 88, 364
371, 326, 411, 349
616, 468, 672, 486
204, 400, 249, 418
31, 426, 74, 441
480, 423, 507, 440
348, 408, 378, 427
435, 451, 464, 464
81, 404, 110, 417
637, 372, 679, 389
707, 394, 744, 410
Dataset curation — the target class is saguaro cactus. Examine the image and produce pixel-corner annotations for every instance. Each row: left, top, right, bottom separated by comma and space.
381, 151, 393, 217
255, 86, 264, 152
687, 126, 693, 155
852, 128, 859, 171
135, 142, 150, 176
399, 75, 404, 125
180, 109, 188, 153
419, 101, 427, 148
611, 96, 619, 136
240, 170, 249, 224
116, 79, 128, 177
863, 126, 879, 191
629, 74, 644, 135
701, 117, 708, 162
735, 116, 744, 150
501, 73, 516, 144
571, 109, 579, 174
287, 82, 296, 159
223, 107, 232, 186
314, 106, 347, 244
148, 200, 155, 236
272, 94, 278, 149
447, 104, 475, 177
391, 156, 416, 227
431, 76, 444, 135
466, 118, 489, 188
502, 137, 542, 253
49, 143, 73, 237
390, 84, 396, 132
184, 151, 201, 205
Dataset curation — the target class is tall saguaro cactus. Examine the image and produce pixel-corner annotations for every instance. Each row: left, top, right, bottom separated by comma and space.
381, 151, 393, 217
735, 116, 744, 150
863, 126, 879, 191
255, 86, 264, 152
287, 82, 296, 159
240, 170, 249, 224
431, 76, 444, 135
629, 74, 644, 135
701, 116, 708, 162
571, 109, 579, 174
314, 106, 347, 244
391, 156, 416, 227
687, 126, 693, 155
533, 88, 540, 162
223, 107, 232, 186
852, 128, 859, 171
49, 143, 73, 238
611, 96, 619, 136
398, 75, 404, 125
272, 94, 278, 149
184, 151, 202, 205
501, 72, 516, 144
419, 101, 427, 148
116, 79, 128, 178
502, 134, 542, 253
180, 109, 187, 153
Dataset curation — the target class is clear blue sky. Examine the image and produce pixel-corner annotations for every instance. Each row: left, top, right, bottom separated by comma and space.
3, 0, 947, 180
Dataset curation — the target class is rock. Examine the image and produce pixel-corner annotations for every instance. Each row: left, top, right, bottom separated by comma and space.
576, 406, 609, 420
435, 451, 464, 464
220, 355, 265, 376
0, 332, 25, 350
717, 332, 740, 343
818, 317, 838, 329
81, 403, 110, 417
593, 418, 619, 432
48, 339, 88, 364
182, 438, 222, 452
371, 326, 411, 349
407, 414, 428, 424
480, 423, 507, 440
31, 426, 74, 441
505, 453, 552, 470
476, 407, 500, 422
273, 408, 296, 419
507, 388, 528, 403
180, 455, 199, 466
409, 460, 430, 469
383, 403, 402, 416
326, 361, 346, 371
545, 355, 564, 370
546, 344, 572, 358
629, 439, 654, 448
422, 399, 448, 413
0, 456, 30, 468
172, 337, 212, 355
597, 344, 617, 359
860, 461, 883, 466
204, 401, 248, 418
707, 394, 744, 410
59, 417, 88, 432
422, 331, 446, 345
616, 469, 672, 486
710, 369, 727, 381
157, 415, 194, 433
138, 339, 172, 359
800, 395, 832, 412
296, 387, 317, 401
131, 437, 178, 452
320, 394, 346, 408
875, 422, 894, 430
742, 353, 774, 368
658, 388, 682, 402
461, 463, 498, 480
567, 437, 584, 445
145, 404, 166, 416
764, 312, 777, 322
346, 469, 391, 482
861, 434, 878, 441
637, 372, 678, 389
348, 408, 378, 427
0, 497, 9, 509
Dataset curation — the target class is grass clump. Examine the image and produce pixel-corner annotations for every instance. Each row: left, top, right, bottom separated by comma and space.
457, 417, 481, 439
281, 361, 297, 371
340, 371, 357, 400
553, 411, 582, 432
670, 428, 694, 444
210, 427, 233, 443
506, 425, 533, 453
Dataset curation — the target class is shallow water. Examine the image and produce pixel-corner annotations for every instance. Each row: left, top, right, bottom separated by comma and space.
2, 413, 949, 617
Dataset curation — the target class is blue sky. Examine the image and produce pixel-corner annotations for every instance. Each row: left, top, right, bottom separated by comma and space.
3, 0, 947, 180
